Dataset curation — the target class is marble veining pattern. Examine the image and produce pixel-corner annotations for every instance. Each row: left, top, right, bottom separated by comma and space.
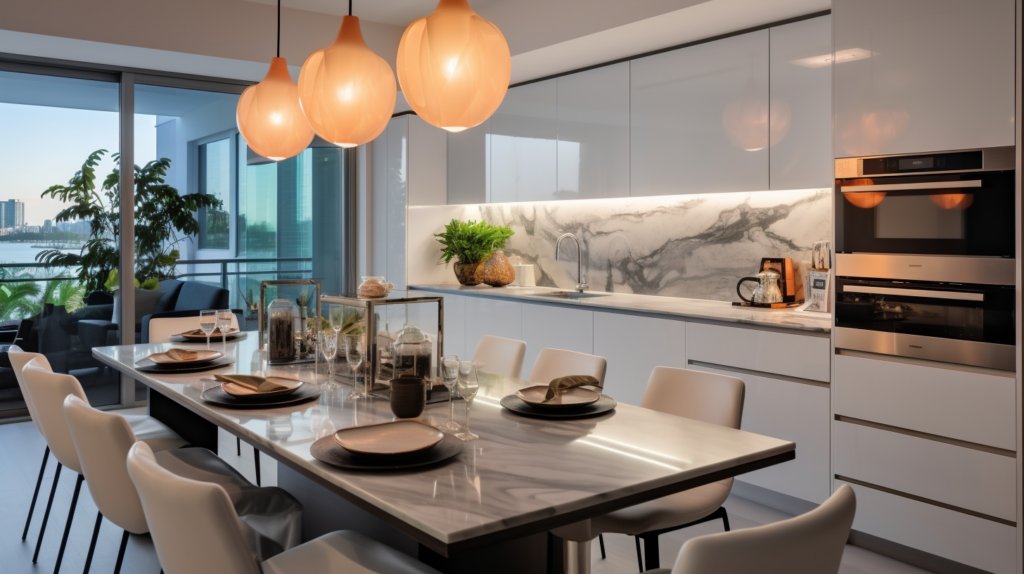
93, 338, 793, 548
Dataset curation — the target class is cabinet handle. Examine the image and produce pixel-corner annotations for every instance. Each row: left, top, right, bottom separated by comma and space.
844, 285, 984, 301
840, 180, 982, 192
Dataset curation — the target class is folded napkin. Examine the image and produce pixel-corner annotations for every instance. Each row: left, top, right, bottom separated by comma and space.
545, 375, 602, 401
214, 374, 291, 394
165, 348, 200, 362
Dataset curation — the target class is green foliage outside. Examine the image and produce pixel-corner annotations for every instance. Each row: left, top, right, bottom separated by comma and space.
0, 266, 86, 321
435, 219, 514, 266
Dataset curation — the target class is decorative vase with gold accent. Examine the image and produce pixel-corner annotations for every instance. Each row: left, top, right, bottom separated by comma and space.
454, 260, 484, 286
481, 250, 515, 287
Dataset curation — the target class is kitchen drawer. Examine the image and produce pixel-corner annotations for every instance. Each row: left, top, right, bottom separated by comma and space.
836, 479, 1016, 574
691, 364, 831, 504
686, 323, 830, 382
834, 421, 1015, 522
834, 353, 1015, 450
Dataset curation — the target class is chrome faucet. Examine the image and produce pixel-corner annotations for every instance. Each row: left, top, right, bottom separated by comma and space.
555, 233, 588, 293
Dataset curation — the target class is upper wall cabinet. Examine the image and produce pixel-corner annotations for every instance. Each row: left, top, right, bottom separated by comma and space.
770, 16, 833, 190
490, 79, 558, 203
833, 0, 1015, 157
447, 119, 489, 205
408, 116, 448, 206
631, 30, 770, 195
556, 63, 630, 199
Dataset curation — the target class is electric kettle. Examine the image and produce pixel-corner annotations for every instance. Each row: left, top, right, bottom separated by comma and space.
736, 270, 783, 304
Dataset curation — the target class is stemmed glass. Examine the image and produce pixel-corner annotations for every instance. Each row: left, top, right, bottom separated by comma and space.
439, 355, 461, 432
318, 328, 338, 387
217, 309, 232, 350
345, 336, 366, 399
329, 305, 344, 333
199, 309, 216, 349
455, 361, 480, 441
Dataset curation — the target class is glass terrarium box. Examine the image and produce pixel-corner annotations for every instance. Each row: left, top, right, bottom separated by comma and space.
320, 292, 443, 394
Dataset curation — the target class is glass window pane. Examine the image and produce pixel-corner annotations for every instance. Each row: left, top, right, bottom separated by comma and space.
199, 138, 231, 250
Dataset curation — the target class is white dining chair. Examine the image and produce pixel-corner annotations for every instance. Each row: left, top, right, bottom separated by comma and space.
471, 335, 527, 378
20, 358, 187, 574
148, 314, 240, 344
648, 484, 856, 574
126, 441, 443, 574
63, 395, 303, 574
528, 348, 607, 386
7, 349, 54, 544
552, 366, 744, 572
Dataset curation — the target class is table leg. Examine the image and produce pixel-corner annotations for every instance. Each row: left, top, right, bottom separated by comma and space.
147, 387, 218, 453
563, 539, 591, 574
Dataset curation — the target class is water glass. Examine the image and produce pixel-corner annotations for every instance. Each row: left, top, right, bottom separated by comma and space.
345, 336, 366, 400
439, 355, 461, 432
199, 309, 217, 349
455, 361, 480, 441
318, 328, 338, 387
329, 305, 344, 333
217, 309, 232, 349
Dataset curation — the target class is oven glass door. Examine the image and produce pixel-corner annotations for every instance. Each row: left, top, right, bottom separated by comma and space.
835, 278, 1015, 345
835, 171, 1015, 257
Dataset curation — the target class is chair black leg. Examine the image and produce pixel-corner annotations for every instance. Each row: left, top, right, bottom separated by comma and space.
23, 445, 50, 540
113, 530, 130, 574
53, 474, 84, 574
721, 506, 731, 531
254, 448, 261, 486
598, 533, 606, 559
634, 536, 643, 572
33, 462, 63, 563
83, 511, 103, 574
236, 436, 241, 456
641, 533, 660, 571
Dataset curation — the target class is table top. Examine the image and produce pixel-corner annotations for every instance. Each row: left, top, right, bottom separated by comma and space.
94, 337, 794, 555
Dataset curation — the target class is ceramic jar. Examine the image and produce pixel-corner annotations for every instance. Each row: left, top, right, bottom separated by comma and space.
481, 250, 516, 287
357, 276, 393, 299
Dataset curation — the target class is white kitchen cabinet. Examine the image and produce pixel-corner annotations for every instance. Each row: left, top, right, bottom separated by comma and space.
769, 15, 833, 190
464, 296, 522, 359
520, 302, 594, 380
407, 116, 447, 206
631, 30, 770, 195
490, 80, 558, 203
447, 119, 489, 205
384, 117, 407, 289
833, 0, 1015, 157
556, 63, 630, 199
592, 312, 686, 406
407, 290, 467, 360
685, 322, 831, 382
691, 363, 831, 504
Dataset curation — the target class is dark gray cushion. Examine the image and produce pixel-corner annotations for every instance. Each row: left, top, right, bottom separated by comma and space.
155, 279, 184, 313
173, 282, 229, 312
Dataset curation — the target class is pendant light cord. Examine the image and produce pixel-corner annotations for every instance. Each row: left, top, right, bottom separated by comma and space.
276, 0, 281, 58
349, 0, 353, 16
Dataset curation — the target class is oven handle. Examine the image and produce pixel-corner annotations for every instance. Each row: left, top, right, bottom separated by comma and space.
844, 285, 984, 301
840, 180, 982, 193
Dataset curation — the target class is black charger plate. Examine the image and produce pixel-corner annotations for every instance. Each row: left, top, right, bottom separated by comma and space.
169, 331, 247, 343
310, 433, 463, 470
134, 356, 236, 374
500, 394, 617, 420
200, 384, 321, 408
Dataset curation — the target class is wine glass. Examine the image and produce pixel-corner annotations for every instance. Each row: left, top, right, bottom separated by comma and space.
217, 309, 232, 350
455, 361, 480, 441
345, 336, 366, 400
439, 355, 461, 432
318, 328, 338, 387
329, 305, 344, 333
199, 310, 216, 349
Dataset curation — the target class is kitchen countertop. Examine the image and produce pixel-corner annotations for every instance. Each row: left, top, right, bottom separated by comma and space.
409, 284, 832, 334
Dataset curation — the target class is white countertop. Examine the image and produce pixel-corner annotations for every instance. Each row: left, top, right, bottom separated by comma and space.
410, 284, 832, 334
94, 337, 794, 553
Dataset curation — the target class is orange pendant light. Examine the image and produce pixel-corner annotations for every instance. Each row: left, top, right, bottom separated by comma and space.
397, 0, 511, 132
237, 0, 314, 161
298, 5, 396, 148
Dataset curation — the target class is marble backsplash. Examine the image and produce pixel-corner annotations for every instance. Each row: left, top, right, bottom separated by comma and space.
407, 188, 832, 302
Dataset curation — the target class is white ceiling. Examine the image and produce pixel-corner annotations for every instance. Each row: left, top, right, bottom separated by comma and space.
246, 0, 501, 27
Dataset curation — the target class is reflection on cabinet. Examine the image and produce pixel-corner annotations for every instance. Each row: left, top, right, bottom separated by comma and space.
631, 30, 770, 195
370, 117, 408, 289
556, 63, 630, 199
833, 0, 1015, 157
464, 296, 522, 359
490, 80, 558, 202
447, 119, 489, 205
769, 15, 833, 189
521, 303, 594, 379
593, 312, 686, 406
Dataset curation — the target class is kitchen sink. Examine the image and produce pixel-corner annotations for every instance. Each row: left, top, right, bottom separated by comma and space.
530, 291, 608, 301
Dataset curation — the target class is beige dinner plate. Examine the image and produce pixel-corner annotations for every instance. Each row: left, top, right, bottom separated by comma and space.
180, 328, 240, 340
516, 385, 601, 408
147, 349, 223, 365
334, 420, 444, 456
221, 377, 304, 397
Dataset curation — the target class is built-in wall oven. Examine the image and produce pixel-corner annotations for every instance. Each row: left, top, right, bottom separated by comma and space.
834, 147, 1016, 370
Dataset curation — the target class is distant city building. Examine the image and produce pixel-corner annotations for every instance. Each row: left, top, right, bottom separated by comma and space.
22, 225, 41, 233
4, 199, 25, 229
0, 203, 5, 230
43, 219, 53, 233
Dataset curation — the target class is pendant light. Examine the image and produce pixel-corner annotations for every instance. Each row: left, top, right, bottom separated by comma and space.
397, 0, 511, 132
236, 0, 315, 161
298, 0, 396, 148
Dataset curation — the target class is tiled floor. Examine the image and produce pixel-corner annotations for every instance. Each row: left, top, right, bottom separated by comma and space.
0, 412, 931, 574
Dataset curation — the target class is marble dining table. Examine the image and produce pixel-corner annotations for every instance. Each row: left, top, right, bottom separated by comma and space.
93, 336, 795, 574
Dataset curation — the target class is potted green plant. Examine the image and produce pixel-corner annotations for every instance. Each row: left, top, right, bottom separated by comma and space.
435, 219, 514, 286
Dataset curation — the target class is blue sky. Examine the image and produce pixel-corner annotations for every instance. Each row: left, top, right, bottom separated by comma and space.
0, 103, 158, 226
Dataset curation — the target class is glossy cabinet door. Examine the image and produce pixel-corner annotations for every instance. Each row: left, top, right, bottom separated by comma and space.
408, 116, 448, 206
592, 312, 686, 406
833, 0, 1015, 157
556, 63, 630, 199
490, 80, 558, 203
447, 119, 489, 205
385, 117, 407, 290
631, 30, 770, 195
520, 303, 594, 380
464, 296, 522, 357
769, 15, 833, 190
